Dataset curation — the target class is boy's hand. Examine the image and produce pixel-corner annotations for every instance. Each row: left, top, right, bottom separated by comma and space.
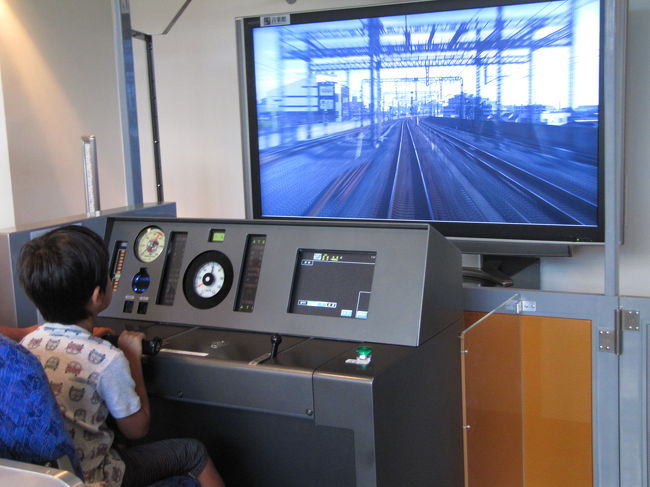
92, 326, 115, 338
115, 329, 151, 440
118, 330, 145, 358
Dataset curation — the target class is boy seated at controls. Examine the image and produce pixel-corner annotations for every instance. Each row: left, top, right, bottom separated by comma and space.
18, 225, 225, 487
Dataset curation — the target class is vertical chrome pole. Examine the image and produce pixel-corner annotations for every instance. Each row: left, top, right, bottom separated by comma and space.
81, 135, 101, 216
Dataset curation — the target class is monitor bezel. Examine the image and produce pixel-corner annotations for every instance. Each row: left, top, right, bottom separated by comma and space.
236, 0, 610, 252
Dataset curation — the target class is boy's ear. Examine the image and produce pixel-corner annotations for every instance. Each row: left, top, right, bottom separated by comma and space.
88, 285, 103, 311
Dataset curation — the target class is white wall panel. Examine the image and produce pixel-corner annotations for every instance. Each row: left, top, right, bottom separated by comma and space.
0, 0, 127, 227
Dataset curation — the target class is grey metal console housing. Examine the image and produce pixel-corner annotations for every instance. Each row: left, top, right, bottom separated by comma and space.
103, 217, 462, 346
98, 217, 464, 486
97, 317, 464, 487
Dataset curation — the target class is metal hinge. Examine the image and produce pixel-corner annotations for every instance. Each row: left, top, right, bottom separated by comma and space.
621, 309, 640, 331
598, 327, 619, 354
600, 308, 640, 355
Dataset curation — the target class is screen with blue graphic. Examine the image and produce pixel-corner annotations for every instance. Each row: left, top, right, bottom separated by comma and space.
241, 0, 605, 245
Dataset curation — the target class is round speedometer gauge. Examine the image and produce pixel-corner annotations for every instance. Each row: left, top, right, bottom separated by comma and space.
193, 262, 226, 298
135, 226, 166, 263
183, 250, 233, 309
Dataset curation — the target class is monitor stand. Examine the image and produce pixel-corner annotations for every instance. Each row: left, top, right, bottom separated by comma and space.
462, 254, 540, 289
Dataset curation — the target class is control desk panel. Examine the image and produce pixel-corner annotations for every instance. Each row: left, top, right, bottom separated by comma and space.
101, 217, 465, 486
103, 217, 461, 346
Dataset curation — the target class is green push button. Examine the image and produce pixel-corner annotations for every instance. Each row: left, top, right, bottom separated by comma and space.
356, 346, 373, 361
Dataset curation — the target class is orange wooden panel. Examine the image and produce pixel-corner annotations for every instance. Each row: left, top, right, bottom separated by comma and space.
462, 312, 593, 487
462, 312, 523, 487
464, 311, 487, 329
521, 316, 592, 487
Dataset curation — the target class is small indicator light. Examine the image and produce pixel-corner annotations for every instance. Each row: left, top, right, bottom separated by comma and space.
345, 346, 373, 366
210, 229, 226, 242
356, 346, 373, 361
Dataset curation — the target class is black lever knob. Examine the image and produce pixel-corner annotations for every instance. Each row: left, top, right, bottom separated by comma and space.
270, 333, 282, 359
102, 334, 162, 356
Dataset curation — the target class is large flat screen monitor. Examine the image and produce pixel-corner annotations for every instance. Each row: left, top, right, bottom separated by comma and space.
237, 0, 619, 255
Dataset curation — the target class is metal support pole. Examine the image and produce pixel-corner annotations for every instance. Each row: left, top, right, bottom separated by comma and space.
133, 31, 164, 202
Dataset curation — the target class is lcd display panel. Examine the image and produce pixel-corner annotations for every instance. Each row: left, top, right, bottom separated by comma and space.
240, 0, 605, 246
235, 234, 267, 312
156, 232, 188, 306
289, 249, 376, 319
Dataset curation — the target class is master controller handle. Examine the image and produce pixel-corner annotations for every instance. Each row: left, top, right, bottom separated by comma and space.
102, 334, 162, 356
270, 333, 282, 359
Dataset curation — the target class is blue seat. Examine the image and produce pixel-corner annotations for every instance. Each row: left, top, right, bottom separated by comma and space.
0, 334, 83, 478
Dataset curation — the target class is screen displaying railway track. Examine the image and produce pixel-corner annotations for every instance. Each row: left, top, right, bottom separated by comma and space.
241, 0, 604, 243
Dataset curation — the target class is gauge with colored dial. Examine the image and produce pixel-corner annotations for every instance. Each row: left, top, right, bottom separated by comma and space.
183, 250, 233, 309
193, 261, 225, 298
134, 226, 166, 263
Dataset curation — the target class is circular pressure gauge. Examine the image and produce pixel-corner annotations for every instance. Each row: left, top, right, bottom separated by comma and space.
183, 251, 233, 309
135, 226, 166, 263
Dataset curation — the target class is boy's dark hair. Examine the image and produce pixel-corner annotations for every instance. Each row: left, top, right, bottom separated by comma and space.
18, 225, 109, 324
